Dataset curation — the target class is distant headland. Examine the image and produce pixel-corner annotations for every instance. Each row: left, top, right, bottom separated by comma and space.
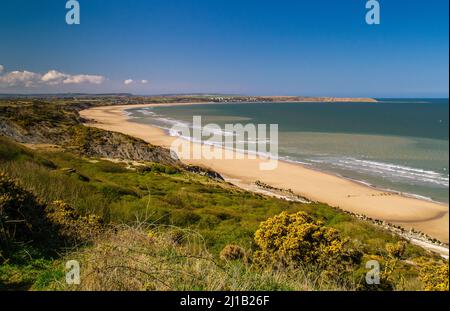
0, 93, 378, 103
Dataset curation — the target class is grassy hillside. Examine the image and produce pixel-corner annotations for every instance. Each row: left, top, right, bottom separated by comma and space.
1, 135, 447, 291
0, 99, 448, 291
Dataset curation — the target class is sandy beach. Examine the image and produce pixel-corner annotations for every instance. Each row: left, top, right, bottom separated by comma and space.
80, 103, 449, 243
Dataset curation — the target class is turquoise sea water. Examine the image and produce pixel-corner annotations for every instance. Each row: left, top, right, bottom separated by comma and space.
127, 99, 449, 203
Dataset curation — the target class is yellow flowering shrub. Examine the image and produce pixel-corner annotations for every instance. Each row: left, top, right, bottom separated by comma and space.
420, 262, 449, 291
0, 171, 103, 257
359, 242, 407, 291
253, 211, 361, 270
0, 172, 46, 246
386, 241, 407, 259
45, 200, 103, 242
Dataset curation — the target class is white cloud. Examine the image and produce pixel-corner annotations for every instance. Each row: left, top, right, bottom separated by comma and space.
141, 79, 148, 84
124, 79, 134, 85
0, 70, 42, 87
41, 70, 67, 85
0, 68, 106, 88
63, 74, 105, 84
0, 65, 4, 73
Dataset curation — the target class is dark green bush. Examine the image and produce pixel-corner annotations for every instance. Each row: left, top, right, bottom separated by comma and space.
96, 161, 128, 173
0, 172, 47, 250
170, 210, 201, 226
100, 185, 139, 200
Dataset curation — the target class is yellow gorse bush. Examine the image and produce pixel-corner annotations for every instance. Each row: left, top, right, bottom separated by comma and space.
386, 241, 407, 259
253, 211, 361, 270
45, 200, 103, 242
0, 172, 47, 244
420, 262, 449, 291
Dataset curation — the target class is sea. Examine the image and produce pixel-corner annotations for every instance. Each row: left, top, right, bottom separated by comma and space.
126, 99, 449, 204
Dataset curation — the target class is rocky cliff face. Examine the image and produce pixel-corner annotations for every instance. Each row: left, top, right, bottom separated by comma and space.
68, 126, 179, 166
0, 101, 230, 179
185, 165, 224, 181
0, 102, 179, 167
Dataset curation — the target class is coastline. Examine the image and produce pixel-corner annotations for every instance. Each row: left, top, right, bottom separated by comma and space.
80, 103, 449, 244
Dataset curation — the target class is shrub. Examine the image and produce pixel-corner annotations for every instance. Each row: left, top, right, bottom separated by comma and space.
135, 165, 152, 174
386, 241, 407, 260
359, 242, 409, 291
198, 215, 220, 229
378, 241, 408, 290
220, 244, 246, 261
253, 211, 361, 271
170, 210, 201, 227
53, 226, 352, 291
96, 161, 128, 173
100, 185, 138, 200
419, 262, 449, 291
45, 200, 103, 243
138, 163, 179, 175
169, 229, 186, 245
164, 166, 179, 174
0, 172, 47, 248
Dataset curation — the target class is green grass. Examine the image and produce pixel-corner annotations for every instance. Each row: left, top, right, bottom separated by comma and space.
53, 226, 354, 291
0, 135, 429, 254
0, 258, 64, 291
0, 135, 442, 290
1, 98, 447, 291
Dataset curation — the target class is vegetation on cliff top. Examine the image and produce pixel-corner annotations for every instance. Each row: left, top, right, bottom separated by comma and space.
0, 99, 446, 291
1, 135, 447, 290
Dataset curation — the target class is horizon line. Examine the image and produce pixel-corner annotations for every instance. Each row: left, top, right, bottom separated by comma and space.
0, 92, 448, 99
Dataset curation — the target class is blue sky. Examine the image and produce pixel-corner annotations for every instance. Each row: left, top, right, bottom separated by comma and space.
0, 0, 448, 97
